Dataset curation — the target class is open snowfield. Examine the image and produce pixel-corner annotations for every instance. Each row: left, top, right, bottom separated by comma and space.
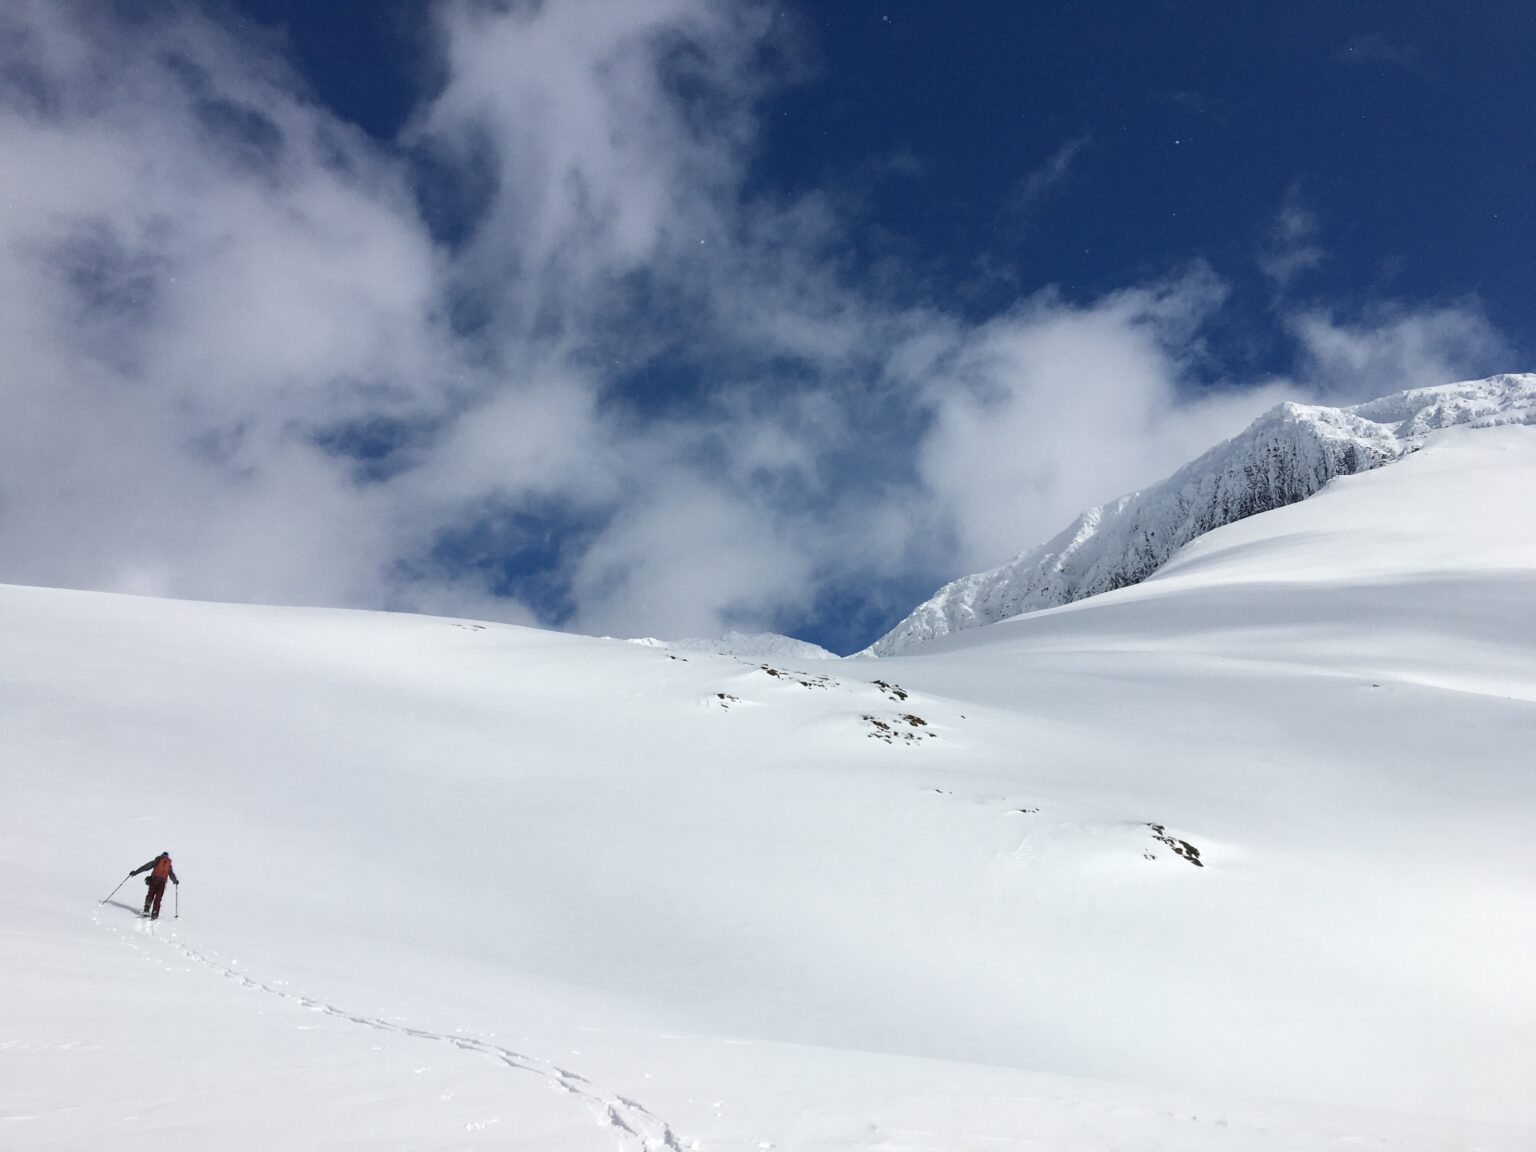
4, 424, 1535, 1150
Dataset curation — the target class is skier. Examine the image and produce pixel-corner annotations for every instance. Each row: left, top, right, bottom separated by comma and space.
129, 851, 179, 919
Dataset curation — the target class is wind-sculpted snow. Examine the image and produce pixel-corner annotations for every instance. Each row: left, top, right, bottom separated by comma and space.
868, 373, 1536, 654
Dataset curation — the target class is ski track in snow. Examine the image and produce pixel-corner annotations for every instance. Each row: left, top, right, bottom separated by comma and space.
93, 907, 690, 1152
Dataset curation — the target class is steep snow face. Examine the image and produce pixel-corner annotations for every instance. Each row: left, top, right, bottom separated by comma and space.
867, 373, 1536, 655
628, 630, 839, 661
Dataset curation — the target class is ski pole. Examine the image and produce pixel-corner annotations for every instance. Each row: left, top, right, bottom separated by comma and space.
175, 883, 180, 919
101, 874, 131, 904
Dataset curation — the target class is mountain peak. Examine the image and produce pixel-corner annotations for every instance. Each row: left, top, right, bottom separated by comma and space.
866, 373, 1536, 656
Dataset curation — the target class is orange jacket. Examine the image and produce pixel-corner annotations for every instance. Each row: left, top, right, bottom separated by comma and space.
131, 854, 178, 884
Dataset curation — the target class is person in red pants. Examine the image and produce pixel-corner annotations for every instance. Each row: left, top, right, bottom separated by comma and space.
129, 852, 179, 919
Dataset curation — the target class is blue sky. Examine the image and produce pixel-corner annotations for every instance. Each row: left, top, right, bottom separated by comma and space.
0, 1, 1529, 651
238, 0, 1534, 355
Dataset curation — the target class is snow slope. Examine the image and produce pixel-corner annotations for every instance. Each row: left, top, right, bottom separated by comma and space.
627, 630, 839, 661
867, 373, 1536, 654
3, 424, 1535, 1150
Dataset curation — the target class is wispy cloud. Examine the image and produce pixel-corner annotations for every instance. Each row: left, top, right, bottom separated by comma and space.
1002, 134, 1091, 232
1259, 187, 1326, 289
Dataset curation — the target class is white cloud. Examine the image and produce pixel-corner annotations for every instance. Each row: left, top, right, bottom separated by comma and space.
570, 477, 813, 640
0, 1, 1519, 650
412, 0, 776, 339
0, 2, 450, 610
1288, 303, 1512, 402
916, 267, 1293, 572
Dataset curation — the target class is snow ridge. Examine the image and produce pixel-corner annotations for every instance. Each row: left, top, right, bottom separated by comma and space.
867, 373, 1536, 656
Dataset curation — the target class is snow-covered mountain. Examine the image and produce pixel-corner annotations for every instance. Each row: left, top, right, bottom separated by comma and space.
867, 373, 1536, 655
628, 630, 839, 661
5, 402, 1536, 1149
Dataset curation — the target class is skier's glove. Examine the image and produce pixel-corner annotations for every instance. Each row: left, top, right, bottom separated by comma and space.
172, 878, 179, 885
